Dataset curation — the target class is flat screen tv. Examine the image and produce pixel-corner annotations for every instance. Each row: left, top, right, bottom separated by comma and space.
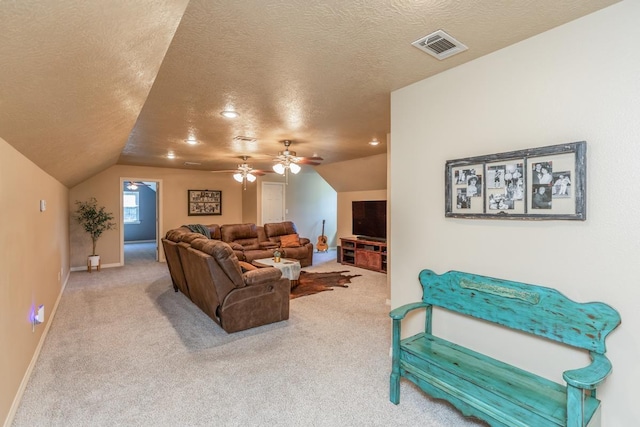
352, 200, 387, 242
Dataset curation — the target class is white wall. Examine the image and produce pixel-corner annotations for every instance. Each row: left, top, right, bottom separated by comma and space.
257, 170, 337, 247
390, 1, 639, 425
284, 171, 337, 246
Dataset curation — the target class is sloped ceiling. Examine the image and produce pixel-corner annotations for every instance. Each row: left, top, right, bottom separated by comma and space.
0, 0, 619, 188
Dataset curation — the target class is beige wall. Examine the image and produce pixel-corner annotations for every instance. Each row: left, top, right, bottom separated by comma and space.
316, 153, 387, 193
391, 1, 639, 425
69, 165, 245, 269
1, 138, 69, 425
68, 164, 338, 269
241, 182, 258, 224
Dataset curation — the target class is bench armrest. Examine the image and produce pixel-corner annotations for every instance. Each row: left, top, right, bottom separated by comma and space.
390, 302, 429, 320
563, 352, 612, 390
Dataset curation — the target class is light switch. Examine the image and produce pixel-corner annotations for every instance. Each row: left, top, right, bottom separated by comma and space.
40, 200, 46, 212
36, 305, 45, 323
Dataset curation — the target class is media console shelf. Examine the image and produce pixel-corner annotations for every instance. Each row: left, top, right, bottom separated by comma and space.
340, 237, 387, 273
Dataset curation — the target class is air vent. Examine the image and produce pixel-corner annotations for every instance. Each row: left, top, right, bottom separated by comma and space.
233, 136, 257, 143
412, 30, 468, 60
184, 161, 201, 166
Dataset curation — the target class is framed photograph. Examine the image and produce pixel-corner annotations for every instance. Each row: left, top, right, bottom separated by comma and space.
188, 190, 222, 216
445, 141, 586, 220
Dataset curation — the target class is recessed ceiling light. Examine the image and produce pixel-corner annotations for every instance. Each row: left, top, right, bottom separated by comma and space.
167, 151, 176, 159
369, 138, 380, 146
186, 137, 198, 145
220, 110, 239, 119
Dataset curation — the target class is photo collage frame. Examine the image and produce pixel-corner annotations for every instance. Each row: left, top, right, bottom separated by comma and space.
445, 141, 586, 220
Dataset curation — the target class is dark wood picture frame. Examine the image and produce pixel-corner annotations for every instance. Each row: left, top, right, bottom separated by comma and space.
188, 189, 222, 216
445, 141, 586, 220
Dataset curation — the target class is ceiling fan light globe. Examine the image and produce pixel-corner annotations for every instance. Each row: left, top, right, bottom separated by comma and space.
246, 173, 257, 182
233, 173, 244, 183
290, 163, 301, 174
273, 163, 285, 175
220, 110, 239, 119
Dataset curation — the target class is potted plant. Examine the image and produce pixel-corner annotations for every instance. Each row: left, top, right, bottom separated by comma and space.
74, 197, 116, 269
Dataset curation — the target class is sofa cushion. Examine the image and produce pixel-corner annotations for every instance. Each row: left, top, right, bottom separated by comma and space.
264, 221, 297, 239
221, 223, 261, 250
206, 224, 222, 240
280, 233, 301, 248
235, 238, 260, 250
190, 239, 245, 288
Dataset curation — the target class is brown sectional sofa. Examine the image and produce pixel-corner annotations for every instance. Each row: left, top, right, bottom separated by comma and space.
167, 221, 313, 267
219, 221, 313, 267
161, 221, 312, 333
162, 228, 290, 333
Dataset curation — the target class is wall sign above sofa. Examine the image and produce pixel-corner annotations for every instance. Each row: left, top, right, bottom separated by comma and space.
188, 189, 222, 216
445, 141, 586, 220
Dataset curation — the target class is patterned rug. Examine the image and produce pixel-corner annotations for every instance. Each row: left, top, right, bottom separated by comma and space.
291, 270, 362, 299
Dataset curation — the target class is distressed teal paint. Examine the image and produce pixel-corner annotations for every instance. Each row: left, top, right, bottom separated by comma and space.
389, 269, 621, 427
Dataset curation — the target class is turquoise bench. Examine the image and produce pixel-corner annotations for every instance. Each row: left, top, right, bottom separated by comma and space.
390, 269, 620, 427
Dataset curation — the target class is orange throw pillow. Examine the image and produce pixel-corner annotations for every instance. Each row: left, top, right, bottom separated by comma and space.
280, 233, 301, 248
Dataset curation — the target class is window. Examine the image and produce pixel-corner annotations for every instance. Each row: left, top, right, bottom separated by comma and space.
123, 191, 140, 224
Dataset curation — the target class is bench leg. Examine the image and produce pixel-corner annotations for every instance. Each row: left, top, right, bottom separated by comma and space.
390, 319, 401, 404
390, 373, 400, 404
567, 385, 589, 427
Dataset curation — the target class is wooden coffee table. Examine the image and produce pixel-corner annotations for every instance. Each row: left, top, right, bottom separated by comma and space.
252, 258, 301, 288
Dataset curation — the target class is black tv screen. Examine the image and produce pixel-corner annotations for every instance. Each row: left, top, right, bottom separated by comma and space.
352, 200, 387, 241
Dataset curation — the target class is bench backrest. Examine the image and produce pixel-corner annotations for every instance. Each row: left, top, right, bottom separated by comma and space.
419, 269, 621, 354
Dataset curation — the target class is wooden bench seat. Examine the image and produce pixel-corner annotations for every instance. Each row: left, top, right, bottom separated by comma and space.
390, 269, 621, 427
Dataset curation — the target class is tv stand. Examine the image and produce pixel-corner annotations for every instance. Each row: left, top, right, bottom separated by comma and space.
356, 235, 386, 243
340, 237, 387, 274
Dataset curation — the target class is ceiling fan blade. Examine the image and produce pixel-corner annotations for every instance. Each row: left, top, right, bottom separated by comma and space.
296, 159, 322, 165
302, 156, 324, 161
211, 169, 242, 173
256, 170, 276, 175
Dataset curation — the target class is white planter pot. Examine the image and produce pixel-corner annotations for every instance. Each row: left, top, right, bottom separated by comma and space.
88, 255, 100, 267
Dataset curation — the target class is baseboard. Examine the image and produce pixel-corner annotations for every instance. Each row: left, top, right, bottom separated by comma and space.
3, 270, 68, 427
70, 262, 122, 272
124, 240, 155, 244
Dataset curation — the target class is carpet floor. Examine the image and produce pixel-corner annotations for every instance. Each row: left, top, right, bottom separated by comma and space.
11, 245, 485, 426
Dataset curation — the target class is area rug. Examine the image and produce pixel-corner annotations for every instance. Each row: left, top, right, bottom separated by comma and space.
291, 270, 362, 299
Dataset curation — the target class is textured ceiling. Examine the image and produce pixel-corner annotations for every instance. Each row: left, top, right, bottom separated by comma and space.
0, 0, 619, 187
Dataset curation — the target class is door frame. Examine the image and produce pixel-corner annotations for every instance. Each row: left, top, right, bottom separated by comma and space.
119, 177, 164, 265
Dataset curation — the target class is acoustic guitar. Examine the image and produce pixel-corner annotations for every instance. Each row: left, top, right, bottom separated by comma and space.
316, 219, 328, 252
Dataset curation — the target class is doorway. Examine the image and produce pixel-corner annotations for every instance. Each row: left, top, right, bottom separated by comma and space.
120, 178, 163, 265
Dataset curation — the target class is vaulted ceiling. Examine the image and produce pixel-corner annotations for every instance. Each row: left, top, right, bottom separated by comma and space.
0, 0, 619, 187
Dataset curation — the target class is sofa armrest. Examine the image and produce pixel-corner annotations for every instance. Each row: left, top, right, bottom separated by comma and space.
299, 237, 311, 245
238, 261, 258, 272
229, 242, 245, 251
243, 267, 283, 286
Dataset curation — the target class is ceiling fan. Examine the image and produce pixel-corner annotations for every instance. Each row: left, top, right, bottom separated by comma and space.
272, 140, 323, 182
124, 180, 152, 190
212, 156, 272, 189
